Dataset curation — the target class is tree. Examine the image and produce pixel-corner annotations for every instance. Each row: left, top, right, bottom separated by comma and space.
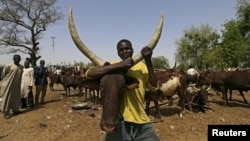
175, 24, 220, 70
219, 20, 247, 68
151, 56, 169, 69
0, 0, 63, 66
236, 0, 250, 37
236, 0, 250, 67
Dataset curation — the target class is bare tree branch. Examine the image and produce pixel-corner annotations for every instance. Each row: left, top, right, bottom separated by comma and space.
0, 0, 63, 66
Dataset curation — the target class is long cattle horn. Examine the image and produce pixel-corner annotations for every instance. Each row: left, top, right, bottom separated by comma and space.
68, 6, 105, 66
68, 6, 164, 66
132, 13, 164, 64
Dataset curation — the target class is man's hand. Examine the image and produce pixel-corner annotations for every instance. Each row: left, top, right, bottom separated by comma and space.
120, 57, 134, 69
141, 46, 153, 60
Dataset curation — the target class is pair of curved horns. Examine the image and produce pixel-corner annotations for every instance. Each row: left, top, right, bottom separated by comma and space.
68, 6, 164, 66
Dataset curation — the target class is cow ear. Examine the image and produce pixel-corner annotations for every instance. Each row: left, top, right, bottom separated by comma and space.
125, 76, 139, 89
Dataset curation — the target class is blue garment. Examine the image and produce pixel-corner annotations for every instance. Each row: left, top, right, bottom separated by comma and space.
104, 121, 160, 141
34, 66, 48, 86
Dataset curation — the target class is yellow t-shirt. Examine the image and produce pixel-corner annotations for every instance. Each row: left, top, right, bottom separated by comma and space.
111, 61, 158, 124
85, 60, 158, 124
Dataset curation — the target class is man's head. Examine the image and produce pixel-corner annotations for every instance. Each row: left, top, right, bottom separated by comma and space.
117, 39, 134, 60
24, 58, 31, 68
13, 54, 21, 65
40, 59, 45, 67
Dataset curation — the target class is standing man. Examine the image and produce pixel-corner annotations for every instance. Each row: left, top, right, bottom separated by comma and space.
85, 39, 160, 141
34, 59, 49, 106
0, 54, 23, 119
20, 58, 34, 108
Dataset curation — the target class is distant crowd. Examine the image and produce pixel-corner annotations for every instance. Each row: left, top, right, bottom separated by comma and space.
0, 55, 82, 119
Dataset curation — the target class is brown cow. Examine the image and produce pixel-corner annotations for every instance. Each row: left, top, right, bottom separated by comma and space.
80, 77, 100, 103
68, 6, 163, 133
145, 69, 211, 120
197, 69, 250, 106
62, 74, 84, 96
48, 72, 63, 91
145, 70, 188, 120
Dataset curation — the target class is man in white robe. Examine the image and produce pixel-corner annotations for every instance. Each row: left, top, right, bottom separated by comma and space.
20, 58, 34, 108
0, 55, 23, 119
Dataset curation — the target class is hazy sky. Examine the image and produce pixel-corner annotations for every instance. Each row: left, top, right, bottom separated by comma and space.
0, 0, 237, 66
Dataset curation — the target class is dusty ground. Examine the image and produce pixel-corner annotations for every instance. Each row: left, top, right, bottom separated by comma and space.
1, 85, 250, 141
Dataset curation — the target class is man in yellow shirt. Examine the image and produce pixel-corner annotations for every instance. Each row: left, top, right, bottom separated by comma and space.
85, 39, 160, 141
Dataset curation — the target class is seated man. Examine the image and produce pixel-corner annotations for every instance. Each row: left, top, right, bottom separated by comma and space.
186, 65, 199, 85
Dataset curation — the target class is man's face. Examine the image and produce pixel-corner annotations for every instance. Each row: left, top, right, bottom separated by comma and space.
40, 60, 45, 67
24, 60, 30, 67
13, 55, 21, 65
117, 42, 133, 60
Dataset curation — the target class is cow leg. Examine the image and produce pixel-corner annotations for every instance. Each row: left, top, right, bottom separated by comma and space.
96, 89, 101, 104
68, 87, 71, 96
178, 90, 186, 119
153, 99, 161, 121
239, 90, 248, 104
82, 88, 87, 102
95, 89, 101, 104
221, 87, 228, 106
49, 82, 54, 91
92, 90, 95, 104
64, 86, 70, 96
229, 89, 233, 101
64, 86, 67, 95
167, 96, 173, 106
78, 86, 83, 96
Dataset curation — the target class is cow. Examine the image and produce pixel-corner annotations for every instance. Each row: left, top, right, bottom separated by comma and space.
68, 6, 163, 133
80, 77, 100, 104
156, 71, 188, 116
48, 72, 63, 91
196, 69, 250, 106
49, 66, 84, 92
145, 69, 211, 121
144, 89, 163, 121
144, 70, 188, 120
62, 74, 84, 96
226, 69, 250, 104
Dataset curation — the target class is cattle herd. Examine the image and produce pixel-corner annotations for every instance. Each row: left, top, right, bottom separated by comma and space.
46, 65, 250, 124
48, 67, 100, 103
1, 63, 249, 121
2, 61, 249, 115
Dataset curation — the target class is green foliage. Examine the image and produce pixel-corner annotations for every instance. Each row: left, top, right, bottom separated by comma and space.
152, 56, 169, 69
175, 24, 220, 70
236, 0, 250, 67
219, 20, 248, 68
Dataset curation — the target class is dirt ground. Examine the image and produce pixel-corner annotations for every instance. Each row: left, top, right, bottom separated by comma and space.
1, 84, 250, 141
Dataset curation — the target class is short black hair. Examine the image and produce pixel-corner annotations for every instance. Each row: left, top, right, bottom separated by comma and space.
26, 57, 30, 61
117, 39, 132, 48
40, 59, 45, 63
13, 54, 21, 59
